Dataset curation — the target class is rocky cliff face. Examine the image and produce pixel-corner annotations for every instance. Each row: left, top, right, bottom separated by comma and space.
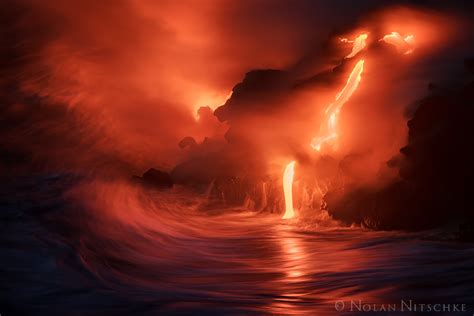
326, 60, 474, 230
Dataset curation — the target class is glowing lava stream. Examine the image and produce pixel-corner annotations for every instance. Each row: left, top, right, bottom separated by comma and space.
311, 59, 365, 151
381, 32, 415, 55
282, 161, 296, 219
344, 33, 368, 58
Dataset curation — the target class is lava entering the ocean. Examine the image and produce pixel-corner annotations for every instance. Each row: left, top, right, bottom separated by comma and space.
2, 2, 473, 315
282, 161, 296, 219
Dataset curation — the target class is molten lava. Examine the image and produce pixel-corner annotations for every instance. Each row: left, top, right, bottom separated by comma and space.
344, 33, 368, 59
311, 59, 365, 151
282, 161, 296, 219
381, 32, 415, 55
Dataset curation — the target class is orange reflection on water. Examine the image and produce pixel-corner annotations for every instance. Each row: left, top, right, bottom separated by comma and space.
263, 225, 394, 315
280, 236, 305, 279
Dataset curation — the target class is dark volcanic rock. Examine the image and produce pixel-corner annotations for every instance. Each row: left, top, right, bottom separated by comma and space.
326, 60, 474, 231
178, 136, 197, 149
171, 151, 241, 186
135, 168, 173, 189
459, 221, 474, 242
214, 69, 291, 123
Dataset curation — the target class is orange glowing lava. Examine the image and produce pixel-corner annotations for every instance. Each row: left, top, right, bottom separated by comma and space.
282, 161, 296, 219
381, 32, 415, 55
344, 33, 368, 59
311, 59, 365, 151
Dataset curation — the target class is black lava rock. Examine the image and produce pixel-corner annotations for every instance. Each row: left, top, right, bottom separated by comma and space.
135, 168, 173, 189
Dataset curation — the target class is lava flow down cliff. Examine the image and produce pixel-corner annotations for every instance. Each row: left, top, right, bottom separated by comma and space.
1, 1, 474, 315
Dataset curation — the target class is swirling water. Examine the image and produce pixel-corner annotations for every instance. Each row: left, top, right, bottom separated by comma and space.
1, 177, 474, 315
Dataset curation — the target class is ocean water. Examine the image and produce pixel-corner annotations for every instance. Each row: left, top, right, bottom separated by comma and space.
1, 177, 474, 315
